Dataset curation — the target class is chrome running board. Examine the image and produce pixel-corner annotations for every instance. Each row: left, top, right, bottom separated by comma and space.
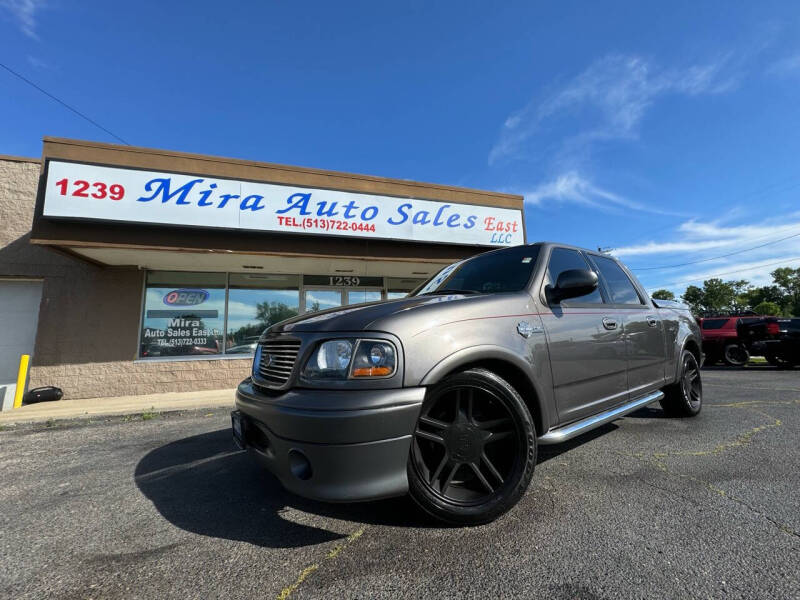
538, 390, 664, 445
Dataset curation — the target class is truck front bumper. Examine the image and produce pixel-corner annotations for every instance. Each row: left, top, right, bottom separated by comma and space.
234, 379, 425, 502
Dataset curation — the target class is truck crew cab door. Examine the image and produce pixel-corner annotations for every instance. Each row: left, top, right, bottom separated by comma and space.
541, 247, 629, 424
588, 253, 666, 397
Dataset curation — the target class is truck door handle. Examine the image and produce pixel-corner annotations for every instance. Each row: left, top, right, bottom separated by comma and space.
602, 317, 618, 330
646, 316, 658, 327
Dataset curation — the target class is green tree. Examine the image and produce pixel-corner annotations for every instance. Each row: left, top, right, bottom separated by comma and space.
651, 289, 675, 301
699, 278, 732, 311
752, 301, 781, 316
681, 278, 749, 315
771, 267, 800, 315
256, 301, 299, 326
744, 285, 784, 310
681, 285, 705, 314
228, 323, 265, 345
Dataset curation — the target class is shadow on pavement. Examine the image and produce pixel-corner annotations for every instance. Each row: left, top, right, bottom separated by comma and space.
136, 418, 632, 547
536, 422, 618, 464
702, 364, 781, 371
134, 429, 437, 549
624, 405, 668, 420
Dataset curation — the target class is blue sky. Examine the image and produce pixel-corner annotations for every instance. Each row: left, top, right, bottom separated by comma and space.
2, 1, 800, 296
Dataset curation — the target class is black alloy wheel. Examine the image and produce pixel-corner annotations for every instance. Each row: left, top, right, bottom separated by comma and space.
407, 368, 536, 525
680, 352, 703, 409
723, 343, 749, 367
660, 350, 703, 417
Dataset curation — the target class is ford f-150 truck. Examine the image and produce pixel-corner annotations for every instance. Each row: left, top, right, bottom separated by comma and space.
232, 242, 703, 524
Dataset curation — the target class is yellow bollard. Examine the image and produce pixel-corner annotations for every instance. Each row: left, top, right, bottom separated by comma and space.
13, 354, 30, 409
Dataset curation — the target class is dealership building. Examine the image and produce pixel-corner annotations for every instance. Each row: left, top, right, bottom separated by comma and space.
0, 138, 525, 403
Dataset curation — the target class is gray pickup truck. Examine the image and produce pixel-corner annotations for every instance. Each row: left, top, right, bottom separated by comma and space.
233, 242, 703, 524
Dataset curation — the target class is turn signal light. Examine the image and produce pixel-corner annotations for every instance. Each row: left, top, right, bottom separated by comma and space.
766, 322, 780, 336
352, 366, 393, 377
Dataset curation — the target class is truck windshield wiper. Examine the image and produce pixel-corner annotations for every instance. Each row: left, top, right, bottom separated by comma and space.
421, 289, 481, 296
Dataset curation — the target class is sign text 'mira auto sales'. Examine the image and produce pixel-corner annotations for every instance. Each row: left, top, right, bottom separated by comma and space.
42, 161, 525, 246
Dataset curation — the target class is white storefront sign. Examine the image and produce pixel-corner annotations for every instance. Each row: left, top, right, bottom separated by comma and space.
42, 161, 525, 247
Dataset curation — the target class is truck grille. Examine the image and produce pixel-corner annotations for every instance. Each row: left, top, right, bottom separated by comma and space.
256, 338, 301, 386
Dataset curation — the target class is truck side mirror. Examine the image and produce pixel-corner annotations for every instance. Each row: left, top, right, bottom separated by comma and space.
549, 269, 598, 303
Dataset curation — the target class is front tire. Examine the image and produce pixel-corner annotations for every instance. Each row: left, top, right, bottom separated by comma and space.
407, 368, 536, 526
723, 343, 749, 367
660, 350, 703, 417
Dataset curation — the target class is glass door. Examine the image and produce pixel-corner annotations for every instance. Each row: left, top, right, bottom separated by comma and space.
302, 287, 385, 313
345, 288, 383, 305
303, 288, 344, 313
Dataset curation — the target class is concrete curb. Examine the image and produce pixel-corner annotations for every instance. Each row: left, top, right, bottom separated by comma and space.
0, 388, 236, 425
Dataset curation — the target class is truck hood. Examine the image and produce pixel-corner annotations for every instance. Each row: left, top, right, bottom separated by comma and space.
267, 293, 482, 334
651, 298, 690, 311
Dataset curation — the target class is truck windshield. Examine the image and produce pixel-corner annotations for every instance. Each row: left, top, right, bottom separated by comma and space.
413, 246, 540, 296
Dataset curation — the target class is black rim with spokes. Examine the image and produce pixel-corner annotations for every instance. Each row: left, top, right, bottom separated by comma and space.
682, 354, 702, 407
725, 345, 748, 365
411, 384, 520, 505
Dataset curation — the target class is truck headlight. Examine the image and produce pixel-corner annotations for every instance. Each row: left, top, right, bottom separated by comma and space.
302, 339, 397, 380
351, 340, 396, 377
303, 339, 354, 379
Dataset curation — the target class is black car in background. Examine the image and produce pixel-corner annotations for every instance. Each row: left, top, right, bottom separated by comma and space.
737, 317, 800, 367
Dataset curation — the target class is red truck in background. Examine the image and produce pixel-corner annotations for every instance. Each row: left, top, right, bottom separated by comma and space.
698, 315, 767, 366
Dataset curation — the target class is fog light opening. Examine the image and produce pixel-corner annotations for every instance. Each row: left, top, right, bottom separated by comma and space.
288, 449, 313, 481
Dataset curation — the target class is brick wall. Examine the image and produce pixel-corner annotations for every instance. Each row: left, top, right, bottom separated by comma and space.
1, 156, 247, 400
29, 358, 250, 399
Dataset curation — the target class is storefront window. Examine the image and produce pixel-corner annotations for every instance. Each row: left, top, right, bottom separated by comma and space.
346, 290, 382, 305
303, 289, 342, 313
227, 274, 300, 353
139, 271, 427, 358
386, 277, 426, 300
140, 272, 226, 358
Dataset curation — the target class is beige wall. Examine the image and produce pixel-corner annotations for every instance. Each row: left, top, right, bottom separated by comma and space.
1, 156, 249, 399
4, 140, 522, 401
39, 358, 250, 400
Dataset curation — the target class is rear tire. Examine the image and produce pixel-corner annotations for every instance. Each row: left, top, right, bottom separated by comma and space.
723, 343, 749, 367
766, 353, 796, 369
407, 368, 536, 526
660, 350, 703, 417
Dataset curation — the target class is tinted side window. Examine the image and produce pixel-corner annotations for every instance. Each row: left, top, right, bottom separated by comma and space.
592, 256, 644, 305
546, 248, 603, 304
701, 319, 728, 330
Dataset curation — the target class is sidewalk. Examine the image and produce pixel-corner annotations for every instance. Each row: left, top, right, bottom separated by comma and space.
0, 388, 236, 425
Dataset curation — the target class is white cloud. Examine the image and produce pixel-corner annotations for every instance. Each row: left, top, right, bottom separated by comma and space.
0, 0, 47, 39
768, 54, 800, 77
616, 217, 800, 257
26, 55, 48, 69
489, 53, 738, 165
612, 213, 800, 294
675, 256, 800, 286
522, 171, 682, 216
649, 255, 800, 293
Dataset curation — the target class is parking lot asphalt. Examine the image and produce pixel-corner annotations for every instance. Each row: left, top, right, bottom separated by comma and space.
1, 367, 798, 599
